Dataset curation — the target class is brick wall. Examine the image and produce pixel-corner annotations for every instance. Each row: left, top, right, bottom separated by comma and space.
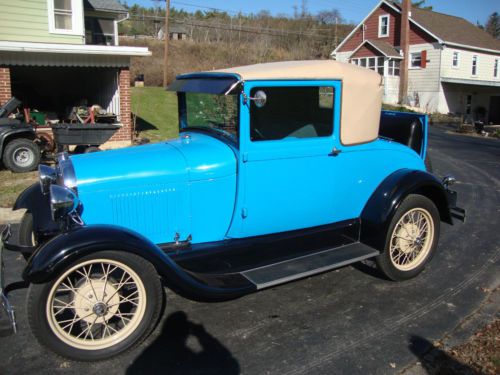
0, 67, 12, 106
111, 67, 132, 142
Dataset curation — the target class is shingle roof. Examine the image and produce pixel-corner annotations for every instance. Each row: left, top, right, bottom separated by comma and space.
366, 39, 401, 57
411, 7, 500, 51
388, 1, 500, 51
84, 0, 127, 13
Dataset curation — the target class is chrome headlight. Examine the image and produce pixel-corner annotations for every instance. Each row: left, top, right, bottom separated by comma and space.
56, 152, 78, 192
38, 165, 57, 195
50, 185, 80, 221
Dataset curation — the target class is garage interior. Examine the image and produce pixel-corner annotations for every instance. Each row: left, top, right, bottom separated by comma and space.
10, 66, 121, 123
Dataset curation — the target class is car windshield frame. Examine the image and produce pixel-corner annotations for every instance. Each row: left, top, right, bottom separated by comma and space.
178, 91, 240, 146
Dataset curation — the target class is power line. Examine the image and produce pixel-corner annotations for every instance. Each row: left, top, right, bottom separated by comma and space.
127, 14, 337, 40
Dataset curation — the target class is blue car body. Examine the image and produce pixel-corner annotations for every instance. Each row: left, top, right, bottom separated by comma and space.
70, 79, 427, 246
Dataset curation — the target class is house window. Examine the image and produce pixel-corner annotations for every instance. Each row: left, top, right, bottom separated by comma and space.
379, 15, 389, 37
377, 57, 385, 75
452, 52, 459, 68
351, 59, 359, 65
368, 57, 376, 71
410, 52, 422, 68
48, 0, 83, 35
388, 60, 400, 76
355, 57, 386, 75
494, 59, 498, 78
472, 55, 478, 76
54, 0, 72, 30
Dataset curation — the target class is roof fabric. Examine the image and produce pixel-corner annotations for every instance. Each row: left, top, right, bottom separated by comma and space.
212, 60, 384, 145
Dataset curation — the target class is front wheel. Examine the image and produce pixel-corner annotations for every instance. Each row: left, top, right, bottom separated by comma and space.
27, 251, 163, 361
375, 194, 440, 281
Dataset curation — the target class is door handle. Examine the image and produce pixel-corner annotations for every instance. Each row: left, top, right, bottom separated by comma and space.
328, 147, 342, 157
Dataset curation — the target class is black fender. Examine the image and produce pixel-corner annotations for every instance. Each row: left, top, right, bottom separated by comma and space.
13, 183, 59, 235
360, 169, 453, 251
23, 225, 256, 302
0, 127, 36, 156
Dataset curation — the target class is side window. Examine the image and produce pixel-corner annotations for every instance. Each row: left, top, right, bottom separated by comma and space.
250, 86, 334, 141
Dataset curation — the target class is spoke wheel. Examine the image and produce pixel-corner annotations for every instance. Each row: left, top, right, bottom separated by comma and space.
375, 194, 440, 281
389, 208, 434, 271
46, 259, 146, 350
27, 251, 163, 361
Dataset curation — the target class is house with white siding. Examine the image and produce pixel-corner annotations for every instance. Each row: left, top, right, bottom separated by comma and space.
0, 0, 151, 146
332, 0, 500, 123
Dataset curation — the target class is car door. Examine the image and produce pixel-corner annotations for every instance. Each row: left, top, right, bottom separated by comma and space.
231, 80, 343, 238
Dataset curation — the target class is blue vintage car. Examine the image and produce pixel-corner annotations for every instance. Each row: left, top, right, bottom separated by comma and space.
1, 60, 464, 361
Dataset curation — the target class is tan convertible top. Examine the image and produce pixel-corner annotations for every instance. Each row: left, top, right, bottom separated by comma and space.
213, 60, 384, 145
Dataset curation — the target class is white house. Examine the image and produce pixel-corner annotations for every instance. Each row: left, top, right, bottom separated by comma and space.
332, 0, 500, 123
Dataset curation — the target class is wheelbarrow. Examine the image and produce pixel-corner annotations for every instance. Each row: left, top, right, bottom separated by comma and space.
51, 123, 122, 153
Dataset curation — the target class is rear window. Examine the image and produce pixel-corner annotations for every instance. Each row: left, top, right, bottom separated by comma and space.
250, 86, 334, 141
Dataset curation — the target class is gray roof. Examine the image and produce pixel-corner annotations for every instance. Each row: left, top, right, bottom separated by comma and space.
84, 0, 127, 13
388, 1, 500, 51
366, 40, 401, 58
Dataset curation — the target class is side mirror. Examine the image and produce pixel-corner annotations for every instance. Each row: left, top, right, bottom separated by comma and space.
252, 90, 267, 108
243, 90, 267, 108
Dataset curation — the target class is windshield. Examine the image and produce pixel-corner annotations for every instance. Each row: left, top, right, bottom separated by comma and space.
182, 93, 239, 142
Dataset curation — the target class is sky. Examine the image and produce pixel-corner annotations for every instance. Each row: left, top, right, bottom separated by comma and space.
123, 0, 499, 25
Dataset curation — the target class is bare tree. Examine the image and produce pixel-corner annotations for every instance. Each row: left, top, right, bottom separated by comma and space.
316, 9, 343, 24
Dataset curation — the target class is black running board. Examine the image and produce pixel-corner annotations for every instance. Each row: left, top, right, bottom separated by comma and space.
240, 243, 379, 290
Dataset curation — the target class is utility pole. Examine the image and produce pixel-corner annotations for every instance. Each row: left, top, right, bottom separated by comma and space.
163, 0, 171, 88
334, 16, 338, 47
398, 0, 410, 104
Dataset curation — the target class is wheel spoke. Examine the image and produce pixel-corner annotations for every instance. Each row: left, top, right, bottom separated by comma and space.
48, 259, 146, 349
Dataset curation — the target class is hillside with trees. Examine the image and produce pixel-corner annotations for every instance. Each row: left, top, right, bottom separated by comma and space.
118, 2, 354, 86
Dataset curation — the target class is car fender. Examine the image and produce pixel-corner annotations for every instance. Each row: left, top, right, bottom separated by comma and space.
0, 128, 35, 156
360, 168, 452, 251
23, 224, 255, 301
13, 183, 59, 235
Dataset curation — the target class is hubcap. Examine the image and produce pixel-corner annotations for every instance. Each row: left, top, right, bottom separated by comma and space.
46, 259, 147, 350
13, 147, 34, 167
390, 208, 434, 271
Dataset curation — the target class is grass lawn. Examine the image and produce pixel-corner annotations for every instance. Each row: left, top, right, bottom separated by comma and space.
131, 87, 179, 142
0, 170, 37, 208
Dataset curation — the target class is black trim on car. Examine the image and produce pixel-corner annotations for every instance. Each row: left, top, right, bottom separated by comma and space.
360, 168, 458, 251
13, 183, 60, 236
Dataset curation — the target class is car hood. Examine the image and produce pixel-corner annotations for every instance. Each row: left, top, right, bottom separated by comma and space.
71, 132, 237, 192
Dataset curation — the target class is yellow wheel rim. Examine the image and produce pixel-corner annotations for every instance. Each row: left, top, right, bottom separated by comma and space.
389, 208, 435, 271
46, 258, 147, 351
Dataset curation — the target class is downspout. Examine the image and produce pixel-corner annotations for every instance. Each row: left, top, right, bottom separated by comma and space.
398, 0, 410, 104
115, 12, 130, 46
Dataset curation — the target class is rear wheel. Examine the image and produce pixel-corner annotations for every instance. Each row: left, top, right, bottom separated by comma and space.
375, 194, 440, 281
27, 251, 163, 361
3, 138, 40, 173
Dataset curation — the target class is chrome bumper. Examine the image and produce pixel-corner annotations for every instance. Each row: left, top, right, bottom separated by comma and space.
1, 225, 16, 334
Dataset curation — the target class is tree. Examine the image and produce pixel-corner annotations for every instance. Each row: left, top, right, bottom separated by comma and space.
484, 12, 500, 39
412, 1, 433, 10
316, 9, 343, 25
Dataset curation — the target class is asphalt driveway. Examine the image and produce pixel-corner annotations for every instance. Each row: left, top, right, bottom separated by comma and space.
1, 125, 499, 374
